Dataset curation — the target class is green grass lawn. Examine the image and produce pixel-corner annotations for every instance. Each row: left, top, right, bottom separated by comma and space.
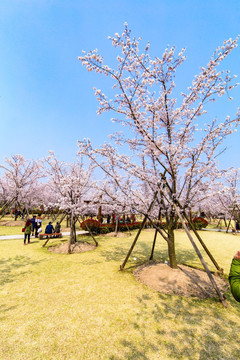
1, 228, 240, 359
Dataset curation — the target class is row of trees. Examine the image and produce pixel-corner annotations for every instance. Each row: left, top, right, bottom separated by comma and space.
0, 151, 239, 244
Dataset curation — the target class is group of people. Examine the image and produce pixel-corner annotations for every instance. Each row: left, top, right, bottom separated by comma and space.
105, 214, 135, 224
22, 215, 42, 244
30, 215, 43, 237
45, 221, 61, 235
23, 216, 61, 245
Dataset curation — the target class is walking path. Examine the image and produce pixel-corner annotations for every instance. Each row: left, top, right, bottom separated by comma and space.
0, 228, 236, 240
0, 231, 89, 241
202, 228, 236, 232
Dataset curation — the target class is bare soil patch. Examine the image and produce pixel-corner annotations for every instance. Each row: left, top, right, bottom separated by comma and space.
133, 262, 229, 299
48, 241, 96, 254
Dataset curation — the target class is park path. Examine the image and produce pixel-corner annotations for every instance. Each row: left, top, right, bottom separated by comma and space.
202, 228, 234, 232
0, 228, 233, 241
0, 231, 88, 241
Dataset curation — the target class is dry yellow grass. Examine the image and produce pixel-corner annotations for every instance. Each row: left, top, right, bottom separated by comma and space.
0, 228, 240, 359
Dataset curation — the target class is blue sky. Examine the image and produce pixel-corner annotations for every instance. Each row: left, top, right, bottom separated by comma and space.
0, 0, 239, 169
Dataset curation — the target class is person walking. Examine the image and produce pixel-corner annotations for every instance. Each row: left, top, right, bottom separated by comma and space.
15, 209, 21, 221
236, 220, 240, 233
24, 219, 33, 245
30, 215, 36, 236
35, 214, 42, 237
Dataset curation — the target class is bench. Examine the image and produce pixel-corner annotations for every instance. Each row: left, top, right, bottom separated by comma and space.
39, 233, 62, 240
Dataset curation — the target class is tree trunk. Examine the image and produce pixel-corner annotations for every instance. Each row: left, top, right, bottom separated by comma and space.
97, 206, 102, 223
66, 215, 70, 227
68, 215, 76, 254
114, 216, 119, 237
189, 210, 193, 223
167, 227, 178, 268
111, 213, 115, 224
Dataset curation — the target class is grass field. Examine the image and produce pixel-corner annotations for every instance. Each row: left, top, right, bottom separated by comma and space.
1, 227, 240, 359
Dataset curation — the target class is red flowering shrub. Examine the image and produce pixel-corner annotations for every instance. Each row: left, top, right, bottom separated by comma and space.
80, 219, 101, 233
81, 220, 144, 234
99, 221, 142, 233
192, 217, 208, 230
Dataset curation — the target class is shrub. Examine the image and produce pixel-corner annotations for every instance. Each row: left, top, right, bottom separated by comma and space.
99, 226, 112, 234
80, 220, 145, 234
96, 221, 143, 234
192, 217, 208, 230
80, 219, 101, 233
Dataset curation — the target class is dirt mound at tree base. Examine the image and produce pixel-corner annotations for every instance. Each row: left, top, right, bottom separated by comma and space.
48, 241, 96, 254
133, 262, 229, 299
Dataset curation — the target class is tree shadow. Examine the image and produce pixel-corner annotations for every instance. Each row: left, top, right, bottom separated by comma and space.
0, 256, 44, 286
109, 292, 240, 359
99, 245, 130, 262
0, 304, 18, 320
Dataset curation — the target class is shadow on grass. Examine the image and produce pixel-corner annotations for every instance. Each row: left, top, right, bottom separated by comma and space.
0, 304, 18, 320
99, 232, 200, 266
99, 240, 201, 278
0, 256, 44, 286
99, 244, 129, 262
110, 292, 240, 360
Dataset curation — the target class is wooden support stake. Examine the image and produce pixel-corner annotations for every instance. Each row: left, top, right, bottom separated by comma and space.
226, 206, 235, 233
79, 215, 98, 247
120, 214, 148, 270
182, 210, 223, 273
42, 236, 50, 247
149, 228, 158, 261
120, 190, 159, 270
149, 209, 162, 260
173, 204, 227, 307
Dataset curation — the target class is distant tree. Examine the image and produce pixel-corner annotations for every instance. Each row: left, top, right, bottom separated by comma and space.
215, 169, 240, 229
45, 152, 98, 252
0, 154, 43, 217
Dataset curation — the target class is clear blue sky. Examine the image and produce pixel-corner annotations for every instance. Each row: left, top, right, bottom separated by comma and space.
0, 0, 239, 169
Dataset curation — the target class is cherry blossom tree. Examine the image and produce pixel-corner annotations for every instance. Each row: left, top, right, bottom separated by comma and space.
44, 151, 98, 253
0, 154, 43, 217
0, 178, 9, 209
79, 24, 240, 271
209, 169, 240, 230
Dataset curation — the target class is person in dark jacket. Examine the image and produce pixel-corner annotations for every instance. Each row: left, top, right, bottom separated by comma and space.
54, 222, 61, 233
236, 221, 240, 233
30, 216, 36, 236
45, 222, 54, 234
